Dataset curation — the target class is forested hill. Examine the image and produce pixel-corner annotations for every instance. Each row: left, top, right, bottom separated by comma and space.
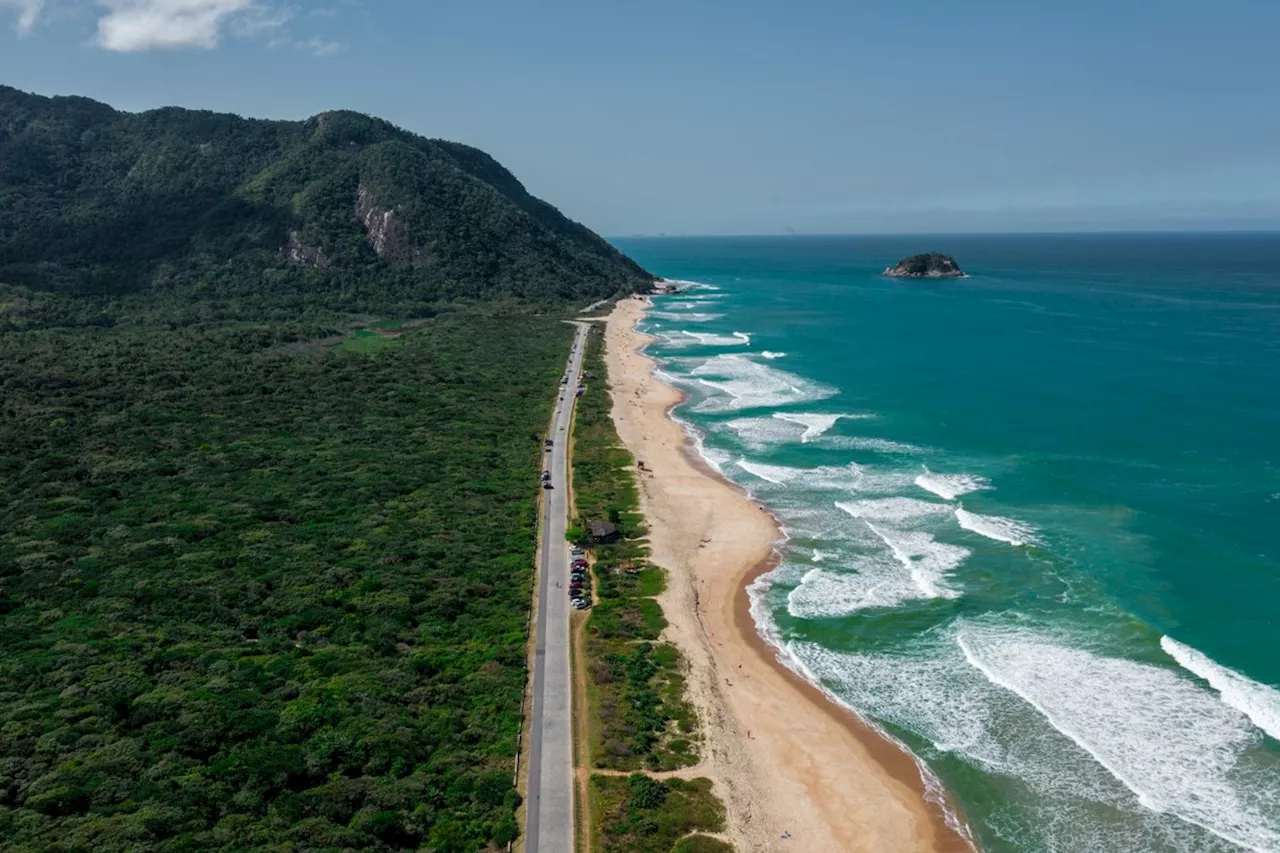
0, 85, 651, 315
0, 88, 644, 851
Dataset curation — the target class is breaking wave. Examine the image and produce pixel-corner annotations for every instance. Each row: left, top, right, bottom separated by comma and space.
773, 412, 847, 442
1162, 636, 1280, 743
650, 311, 723, 322
959, 625, 1280, 853
687, 354, 837, 413
915, 468, 991, 500
788, 560, 938, 616
955, 507, 1039, 547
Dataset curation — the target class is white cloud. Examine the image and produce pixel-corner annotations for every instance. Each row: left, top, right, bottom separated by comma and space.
300, 34, 336, 55
229, 2, 291, 37
3, 0, 339, 54
268, 31, 340, 57
0, 0, 44, 35
95, 0, 258, 51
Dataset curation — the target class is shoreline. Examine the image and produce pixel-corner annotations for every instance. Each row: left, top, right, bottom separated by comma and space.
601, 294, 974, 853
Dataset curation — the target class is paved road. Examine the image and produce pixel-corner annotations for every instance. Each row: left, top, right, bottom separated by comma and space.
526, 321, 589, 853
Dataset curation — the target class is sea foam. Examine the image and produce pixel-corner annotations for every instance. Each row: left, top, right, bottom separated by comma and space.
788, 560, 940, 616
787, 635, 1243, 852
864, 524, 968, 599
1162, 636, 1280, 743
829, 436, 929, 455
735, 459, 914, 494
773, 412, 852, 442
719, 412, 870, 450
650, 311, 723, 322
955, 507, 1039, 547
958, 626, 1280, 853
915, 468, 991, 500
658, 330, 750, 348
688, 354, 836, 413
836, 497, 954, 523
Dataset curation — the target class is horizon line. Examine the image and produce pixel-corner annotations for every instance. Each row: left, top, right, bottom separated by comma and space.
609, 228, 1280, 240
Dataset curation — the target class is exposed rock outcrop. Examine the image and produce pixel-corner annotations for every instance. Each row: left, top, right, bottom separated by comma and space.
883, 253, 966, 279
356, 184, 410, 264
284, 230, 330, 269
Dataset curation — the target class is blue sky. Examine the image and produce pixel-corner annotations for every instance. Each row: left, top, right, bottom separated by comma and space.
3, 0, 1279, 236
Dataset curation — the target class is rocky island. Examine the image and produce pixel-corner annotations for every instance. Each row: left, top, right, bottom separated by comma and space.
883, 252, 966, 278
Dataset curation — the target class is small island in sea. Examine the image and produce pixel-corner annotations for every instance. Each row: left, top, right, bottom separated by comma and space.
884, 252, 966, 278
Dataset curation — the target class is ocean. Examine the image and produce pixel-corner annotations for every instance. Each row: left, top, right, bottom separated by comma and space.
611, 234, 1280, 853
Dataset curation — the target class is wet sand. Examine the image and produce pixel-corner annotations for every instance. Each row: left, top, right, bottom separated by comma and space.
600, 295, 974, 853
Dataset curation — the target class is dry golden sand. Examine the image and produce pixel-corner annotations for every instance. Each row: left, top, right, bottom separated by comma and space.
600, 296, 974, 853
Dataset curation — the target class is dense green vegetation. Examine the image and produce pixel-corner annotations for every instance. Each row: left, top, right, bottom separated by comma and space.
570, 337, 699, 772
0, 312, 575, 851
590, 775, 726, 853
0, 86, 651, 314
0, 85, 659, 851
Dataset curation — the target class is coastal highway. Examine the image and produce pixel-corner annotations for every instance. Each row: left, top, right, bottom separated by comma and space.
526, 321, 589, 853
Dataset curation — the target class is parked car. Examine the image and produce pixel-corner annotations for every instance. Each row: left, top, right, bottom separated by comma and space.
572, 600, 590, 611
543, 482, 553, 490
570, 547, 584, 556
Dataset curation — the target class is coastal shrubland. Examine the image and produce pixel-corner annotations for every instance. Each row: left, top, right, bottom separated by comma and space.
570, 332, 735, 849
571, 336, 699, 772
590, 775, 726, 853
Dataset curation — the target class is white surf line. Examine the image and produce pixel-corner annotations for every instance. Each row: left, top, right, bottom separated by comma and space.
1162, 636, 1280, 743
914, 467, 991, 501
958, 631, 1280, 853
954, 507, 1038, 547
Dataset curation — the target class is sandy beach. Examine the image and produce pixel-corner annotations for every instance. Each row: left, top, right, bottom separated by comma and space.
601, 296, 973, 853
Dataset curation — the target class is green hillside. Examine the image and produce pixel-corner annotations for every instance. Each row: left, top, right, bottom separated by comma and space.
0, 86, 651, 314
0, 88, 648, 851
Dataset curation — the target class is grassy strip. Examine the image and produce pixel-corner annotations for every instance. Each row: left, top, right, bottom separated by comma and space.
571, 330, 698, 772
590, 775, 726, 853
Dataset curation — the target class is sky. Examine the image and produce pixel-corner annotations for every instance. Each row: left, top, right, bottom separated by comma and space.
2, 0, 1279, 236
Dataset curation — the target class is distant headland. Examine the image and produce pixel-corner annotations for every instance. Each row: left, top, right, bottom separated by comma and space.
883, 253, 966, 279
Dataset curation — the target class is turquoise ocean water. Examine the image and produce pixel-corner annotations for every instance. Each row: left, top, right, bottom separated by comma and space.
612, 234, 1280, 853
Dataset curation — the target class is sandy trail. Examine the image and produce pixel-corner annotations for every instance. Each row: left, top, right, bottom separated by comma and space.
601, 296, 973, 853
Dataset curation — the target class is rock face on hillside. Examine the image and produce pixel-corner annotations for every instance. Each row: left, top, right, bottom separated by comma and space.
883, 253, 966, 279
